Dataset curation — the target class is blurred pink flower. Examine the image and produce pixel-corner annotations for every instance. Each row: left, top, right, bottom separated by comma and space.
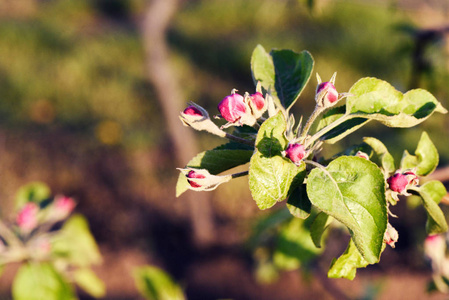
54, 196, 76, 218
16, 202, 39, 232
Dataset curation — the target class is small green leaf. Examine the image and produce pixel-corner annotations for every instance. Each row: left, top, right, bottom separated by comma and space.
51, 214, 102, 267
306, 156, 387, 264
347, 77, 446, 127
249, 112, 306, 209
251, 44, 276, 98
286, 185, 311, 219
74, 268, 106, 298
310, 212, 332, 248
414, 181, 448, 234
12, 263, 76, 300
133, 266, 185, 300
328, 239, 369, 280
401, 132, 439, 176
271, 49, 314, 111
176, 148, 253, 197
15, 182, 51, 210
273, 218, 322, 271
363, 137, 396, 174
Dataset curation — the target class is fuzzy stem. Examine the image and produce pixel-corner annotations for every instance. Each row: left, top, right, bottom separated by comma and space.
305, 113, 356, 148
300, 106, 324, 140
225, 133, 255, 147
0, 220, 21, 247
231, 171, 249, 179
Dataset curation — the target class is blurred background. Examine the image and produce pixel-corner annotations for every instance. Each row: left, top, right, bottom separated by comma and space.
0, 0, 448, 299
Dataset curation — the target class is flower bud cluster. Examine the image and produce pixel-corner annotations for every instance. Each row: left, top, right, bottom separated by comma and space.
15, 196, 76, 234
386, 169, 419, 201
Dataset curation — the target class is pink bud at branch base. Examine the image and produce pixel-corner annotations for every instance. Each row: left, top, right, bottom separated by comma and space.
283, 143, 306, 165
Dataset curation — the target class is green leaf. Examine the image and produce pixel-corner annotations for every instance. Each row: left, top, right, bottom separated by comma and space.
310, 212, 332, 248
273, 218, 322, 271
176, 148, 253, 197
306, 156, 387, 264
15, 182, 51, 210
347, 77, 447, 127
133, 266, 185, 300
249, 112, 306, 210
314, 78, 446, 144
286, 185, 311, 219
250, 45, 314, 111
73, 268, 106, 298
12, 263, 76, 300
414, 181, 448, 234
271, 49, 314, 111
51, 214, 102, 267
401, 132, 439, 176
328, 239, 369, 280
363, 137, 396, 174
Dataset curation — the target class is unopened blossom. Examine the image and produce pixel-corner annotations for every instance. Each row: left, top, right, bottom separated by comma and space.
217, 93, 247, 123
187, 170, 206, 188
178, 168, 232, 191
387, 170, 418, 193
16, 202, 39, 232
179, 102, 226, 137
53, 195, 76, 219
249, 92, 265, 111
282, 143, 306, 166
316, 81, 339, 106
183, 105, 203, 117
424, 234, 449, 280
356, 151, 369, 160
384, 223, 399, 248
247, 92, 266, 119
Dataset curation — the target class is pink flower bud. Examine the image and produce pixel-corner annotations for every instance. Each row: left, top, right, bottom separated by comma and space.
183, 106, 203, 117
387, 173, 409, 193
54, 196, 76, 218
424, 234, 446, 269
356, 151, 369, 160
283, 143, 306, 165
316, 82, 339, 105
249, 92, 265, 111
16, 202, 39, 232
187, 170, 206, 188
387, 170, 418, 194
384, 223, 399, 248
217, 93, 246, 123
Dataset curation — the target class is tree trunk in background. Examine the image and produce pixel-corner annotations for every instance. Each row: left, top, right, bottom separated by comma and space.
142, 0, 214, 247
